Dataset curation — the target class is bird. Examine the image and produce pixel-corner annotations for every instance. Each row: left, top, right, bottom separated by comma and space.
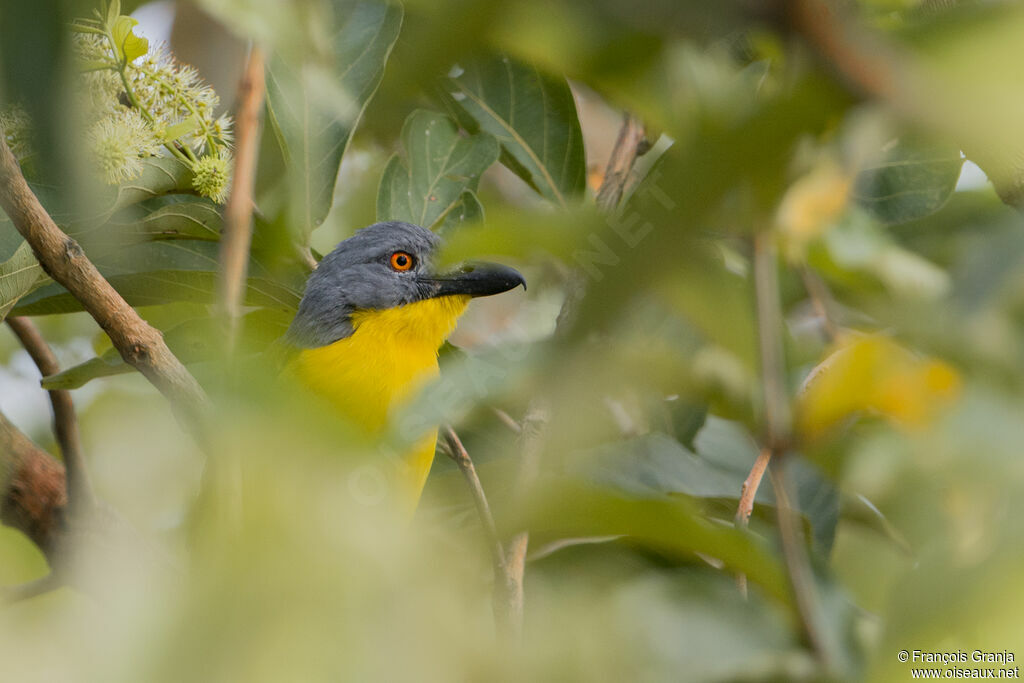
283, 221, 525, 508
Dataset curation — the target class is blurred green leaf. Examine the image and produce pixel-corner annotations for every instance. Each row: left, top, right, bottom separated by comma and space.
812, 208, 950, 299
516, 478, 792, 607
664, 398, 707, 451
376, 109, 498, 231
439, 55, 586, 207
582, 418, 841, 558
264, 0, 402, 243
853, 138, 963, 225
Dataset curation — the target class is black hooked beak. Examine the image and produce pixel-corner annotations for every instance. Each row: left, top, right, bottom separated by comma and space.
423, 262, 526, 298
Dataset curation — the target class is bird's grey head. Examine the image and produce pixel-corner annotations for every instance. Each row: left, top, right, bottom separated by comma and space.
285, 221, 525, 348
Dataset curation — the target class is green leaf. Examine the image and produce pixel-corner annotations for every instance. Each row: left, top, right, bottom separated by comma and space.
92, 157, 195, 221
41, 310, 291, 390
853, 138, 964, 225
162, 116, 201, 143
376, 110, 498, 231
11, 240, 302, 315
109, 199, 223, 243
264, 0, 402, 242
0, 241, 47, 321
439, 190, 484, 234
440, 55, 586, 207
40, 353, 123, 390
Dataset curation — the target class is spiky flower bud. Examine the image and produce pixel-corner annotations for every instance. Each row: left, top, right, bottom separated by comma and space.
88, 109, 161, 184
191, 153, 231, 204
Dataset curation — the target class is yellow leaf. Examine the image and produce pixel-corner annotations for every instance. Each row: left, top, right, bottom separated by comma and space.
110, 15, 149, 64
776, 162, 852, 259
796, 335, 961, 440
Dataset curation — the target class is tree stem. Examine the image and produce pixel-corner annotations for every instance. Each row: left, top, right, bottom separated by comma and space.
0, 136, 211, 436
218, 46, 266, 351
6, 318, 96, 516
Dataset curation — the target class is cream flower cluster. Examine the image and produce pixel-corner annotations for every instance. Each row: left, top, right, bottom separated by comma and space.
70, 3, 233, 203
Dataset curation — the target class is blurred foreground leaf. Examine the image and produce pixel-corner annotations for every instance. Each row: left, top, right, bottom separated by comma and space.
515, 478, 792, 607
797, 335, 961, 442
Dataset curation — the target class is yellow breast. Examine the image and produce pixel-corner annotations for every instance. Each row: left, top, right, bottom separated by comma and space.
287, 295, 470, 502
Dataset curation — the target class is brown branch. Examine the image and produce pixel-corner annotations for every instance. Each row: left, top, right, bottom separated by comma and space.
595, 113, 648, 212
770, 460, 834, 672
736, 446, 772, 528
442, 425, 528, 637
0, 137, 210, 432
799, 266, 839, 343
0, 411, 67, 561
734, 445, 772, 597
0, 406, 172, 594
786, 0, 898, 102
499, 403, 547, 638
442, 428, 506, 570
6, 318, 95, 515
218, 46, 266, 349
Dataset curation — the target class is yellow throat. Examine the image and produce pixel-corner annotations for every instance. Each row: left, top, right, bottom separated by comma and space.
287, 294, 471, 504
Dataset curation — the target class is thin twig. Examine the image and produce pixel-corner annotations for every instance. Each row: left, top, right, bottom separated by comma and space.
736, 446, 772, 527
799, 266, 839, 342
218, 46, 266, 350
734, 445, 772, 597
595, 113, 648, 212
442, 425, 522, 636
442, 426, 505, 572
770, 460, 833, 672
0, 572, 62, 604
6, 318, 96, 516
752, 230, 833, 672
0, 137, 211, 434
499, 402, 547, 638
754, 232, 791, 448
491, 407, 522, 434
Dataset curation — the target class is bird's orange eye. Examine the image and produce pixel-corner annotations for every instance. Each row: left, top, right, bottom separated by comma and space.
390, 251, 414, 271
